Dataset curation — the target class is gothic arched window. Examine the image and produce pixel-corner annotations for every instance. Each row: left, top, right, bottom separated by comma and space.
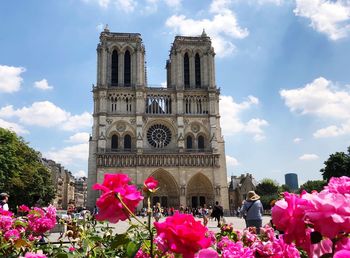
184, 53, 190, 88
186, 136, 193, 149
111, 50, 118, 85
198, 135, 205, 150
111, 135, 118, 150
124, 134, 131, 149
124, 50, 131, 85
195, 53, 201, 87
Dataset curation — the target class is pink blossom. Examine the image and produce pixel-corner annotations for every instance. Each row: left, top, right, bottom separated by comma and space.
144, 176, 158, 192
68, 246, 76, 252
272, 192, 310, 245
154, 212, 211, 258
324, 176, 350, 195
0, 215, 13, 231
217, 237, 254, 258
4, 228, 20, 241
18, 205, 30, 213
303, 191, 350, 239
195, 248, 219, 258
271, 236, 301, 258
23, 253, 47, 258
93, 173, 143, 223
28, 207, 56, 234
334, 250, 350, 258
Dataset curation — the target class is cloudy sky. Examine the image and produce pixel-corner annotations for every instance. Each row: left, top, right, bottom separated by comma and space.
1, 0, 350, 184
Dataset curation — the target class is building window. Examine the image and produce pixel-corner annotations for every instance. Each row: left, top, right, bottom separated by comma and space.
186, 136, 193, 149
184, 53, 190, 88
124, 134, 131, 149
124, 50, 131, 85
111, 135, 118, 150
111, 50, 118, 85
198, 135, 205, 150
195, 53, 201, 87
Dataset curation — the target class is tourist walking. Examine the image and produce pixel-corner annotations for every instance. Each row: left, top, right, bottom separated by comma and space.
211, 201, 224, 227
202, 204, 209, 226
241, 191, 264, 234
0, 192, 9, 211
153, 202, 161, 222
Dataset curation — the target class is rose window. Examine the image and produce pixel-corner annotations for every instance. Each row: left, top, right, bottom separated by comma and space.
147, 124, 172, 148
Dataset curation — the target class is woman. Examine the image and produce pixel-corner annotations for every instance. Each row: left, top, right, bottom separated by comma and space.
202, 204, 208, 226
240, 191, 264, 234
153, 202, 161, 222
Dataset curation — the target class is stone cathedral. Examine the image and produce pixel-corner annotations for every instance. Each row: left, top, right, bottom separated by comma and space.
87, 27, 229, 211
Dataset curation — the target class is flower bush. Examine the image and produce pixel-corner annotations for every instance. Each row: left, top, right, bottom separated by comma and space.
0, 175, 349, 257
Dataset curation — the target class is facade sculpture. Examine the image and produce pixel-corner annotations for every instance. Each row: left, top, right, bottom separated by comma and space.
87, 28, 229, 211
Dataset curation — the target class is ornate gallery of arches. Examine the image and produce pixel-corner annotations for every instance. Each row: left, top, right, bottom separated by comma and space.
147, 169, 180, 208
186, 173, 214, 208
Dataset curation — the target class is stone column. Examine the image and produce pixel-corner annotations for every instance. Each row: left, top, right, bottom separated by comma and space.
190, 54, 195, 88
118, 52, 123, 85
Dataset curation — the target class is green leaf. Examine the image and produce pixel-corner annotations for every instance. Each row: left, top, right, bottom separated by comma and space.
126, 241, 140, 257
310, 231, 323, 244
111, 234, 129, 249
56, 253, 69, 258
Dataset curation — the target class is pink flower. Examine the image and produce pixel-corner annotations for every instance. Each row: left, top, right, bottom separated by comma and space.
4, 229, 20, 241
195, 248, 219, 258
272, 192, 310, 245
93, 173, 143, 223
144, 176, 158, 192
28, 207, 56, 234
271, 236, 301, 258
217, 237, 254, 258
154, 212, 211, 258
0, 215, 13, 231
23, 253, 47, 258
324, 176, 350, 195
18, 205, 30, 213
303, 191, 350, 239
334, 250, 350, 258
69, 246, 76, 252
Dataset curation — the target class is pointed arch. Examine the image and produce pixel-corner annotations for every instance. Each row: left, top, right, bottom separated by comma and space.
124, 134, 131, 149
187, 173, 214, 208
111, 134, 118, 150
198, 135, 205, 150
147, 169, 180, 208
195, 53, 201, 88
186, 135, 193, 149
111, 49, 118, 85
124, 50, 131, 85
184, 52, 190, 88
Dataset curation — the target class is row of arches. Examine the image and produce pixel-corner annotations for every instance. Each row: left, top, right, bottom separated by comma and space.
186, 135, 205, 150
111, 134, 132, 151
111, 49, 131, 86
184, 53, 201, 88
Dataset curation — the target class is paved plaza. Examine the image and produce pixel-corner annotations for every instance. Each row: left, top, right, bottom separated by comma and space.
48, 216, 271, 242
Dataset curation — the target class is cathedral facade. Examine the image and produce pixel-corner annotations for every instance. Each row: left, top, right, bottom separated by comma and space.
87, 27, 229, 211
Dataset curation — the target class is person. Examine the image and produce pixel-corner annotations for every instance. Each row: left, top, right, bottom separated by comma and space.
202, 204, 209, 226
153, 202, 161, 222
0, 192, 9, 211
240, 191, 264, 234
211, 201, 223, 227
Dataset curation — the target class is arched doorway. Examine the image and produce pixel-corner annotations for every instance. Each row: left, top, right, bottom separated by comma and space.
146, 169, 180, 208
186, 173, 214, 208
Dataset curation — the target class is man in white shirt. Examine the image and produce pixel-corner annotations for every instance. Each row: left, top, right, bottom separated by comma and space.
0, 192, 9, 211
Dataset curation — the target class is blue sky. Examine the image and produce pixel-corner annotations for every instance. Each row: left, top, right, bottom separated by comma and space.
1, 0, 350, 185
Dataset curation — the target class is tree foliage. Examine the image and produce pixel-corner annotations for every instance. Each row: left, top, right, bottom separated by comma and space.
0, 128, 55, 209
299, 180, 326, 193
320, 147, 350, 181
255, 179, 280, 209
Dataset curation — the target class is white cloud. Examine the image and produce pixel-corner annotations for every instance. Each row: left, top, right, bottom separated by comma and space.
46, 143, 89, 167
66, 132, 90, 143
299, 153, 319, 161
226, 155, 239, 167
280, 77, 350, 120
257, 0, 283, 5
164, 0, 181, 8
0, 101, 92, 131
74, 170, 87, 178
219, 95, 268, 140
0, 65, 25, 93
34, 79, 53, 90
293, 137, 302, 143
160, 81, 167, 88
294, 0, 350, 40
281, 77, 350, 138
165, 0, 248, 57
83, 0, 136, 12
0, 119, 29, 135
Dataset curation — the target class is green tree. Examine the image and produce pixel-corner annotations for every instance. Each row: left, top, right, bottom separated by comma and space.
298, 180, 326, 193
255, 179, 280, 210
0, 128, 55, 209
320, 147, 350, 181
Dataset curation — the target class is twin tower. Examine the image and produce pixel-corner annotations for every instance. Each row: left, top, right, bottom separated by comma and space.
87, 27, 229, 211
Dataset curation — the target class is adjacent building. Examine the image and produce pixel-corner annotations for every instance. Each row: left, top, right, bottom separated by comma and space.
75, 177, 88, 209
228, 173, 257, 215
87, 28, 229, 211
